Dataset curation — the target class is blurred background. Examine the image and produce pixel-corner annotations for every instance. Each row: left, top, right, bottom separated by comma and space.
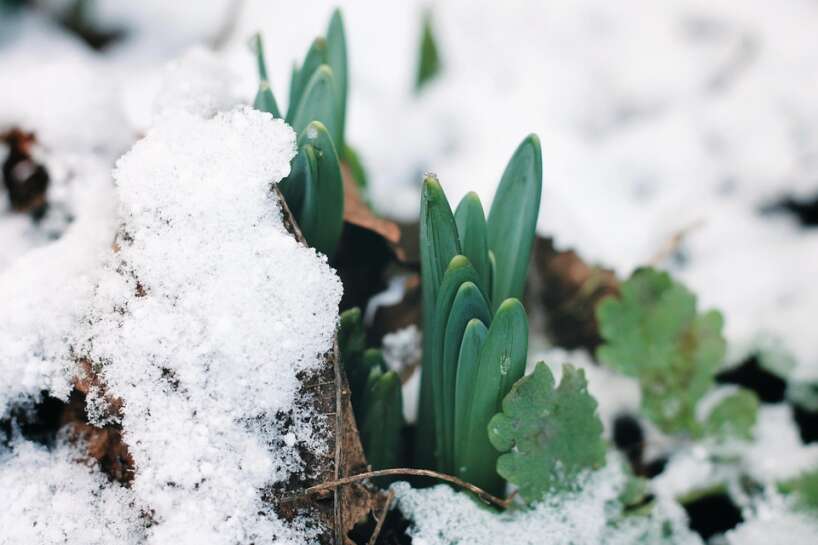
2, 0, 818, 389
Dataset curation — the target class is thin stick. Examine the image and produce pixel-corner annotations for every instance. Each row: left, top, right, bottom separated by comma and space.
367, 489, 395, 545
649, 219, 705, 266
291, 468, 513, 510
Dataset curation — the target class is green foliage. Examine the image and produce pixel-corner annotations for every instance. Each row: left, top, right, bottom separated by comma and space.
488, 362, 606, 503
359, 366, 404, 471
280, 121, 344, 257
596, 268, 727, 435
780, 467, 818, 512
702, 389, 759, 441
338, 308, 404, 471
415, 9, 442, 91
416, 175, 461, 468
486, 135, 543, 310
454, 192, 491, 296
415, 144, 541, 492
252, 9, 348, 257
455, 299, 528, 496
251, 35, 281, 118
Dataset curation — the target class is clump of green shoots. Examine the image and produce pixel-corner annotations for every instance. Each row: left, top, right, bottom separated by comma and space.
338, 308, 403, 471
415, 135, 542, 495
252, 10, 349, 257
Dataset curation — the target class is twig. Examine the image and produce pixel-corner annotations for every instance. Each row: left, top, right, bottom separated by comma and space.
649, 219, 705, 266
284, 468, 514, 510
367, 489, 395, 545
332, 340, 344, 545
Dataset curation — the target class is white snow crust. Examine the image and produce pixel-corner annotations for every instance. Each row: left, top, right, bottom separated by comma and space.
71, 105, 341, 544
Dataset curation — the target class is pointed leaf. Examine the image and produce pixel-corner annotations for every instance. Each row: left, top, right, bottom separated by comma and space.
360, 368, 404, 472
454, 192, 490, 298
453, 318, 488, 480
486, 134, 542, 310
286, 37, 328, 122
254, 81, 281, 119
416, 175, 461, 467
425, 255, 480, 470
326, 8, 348, 150
415, 8, 442, 91
456, 298, 527, 495
297, 121, 344, 257
290, 65, 341, 149
439, 281, 491, 473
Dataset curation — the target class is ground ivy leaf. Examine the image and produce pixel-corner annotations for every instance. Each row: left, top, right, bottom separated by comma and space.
596, 267, 727, 435
703, 388, 759, 441
488, 362, 606, 503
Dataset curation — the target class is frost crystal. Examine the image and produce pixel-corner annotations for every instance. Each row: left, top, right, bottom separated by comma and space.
74, 106, 342, 544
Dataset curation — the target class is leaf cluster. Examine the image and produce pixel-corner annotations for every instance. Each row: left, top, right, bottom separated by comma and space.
596, 268, 757, 438
416, 135, 542, 495
252, 10, 349, 257
338, 308, 403, 471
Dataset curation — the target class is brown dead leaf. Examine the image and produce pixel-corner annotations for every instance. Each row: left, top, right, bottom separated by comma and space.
529, 236, 620, 352
341, 163, 404, 262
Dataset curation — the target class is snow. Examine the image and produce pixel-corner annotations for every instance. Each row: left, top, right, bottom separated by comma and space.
725, 494, 818, 545
2, 1, 818, 542
0, 438, 144, 545
392, 454, 703, 545
71, 105, 341, 544
0, 157, 117, 417
743, 405, 818, 482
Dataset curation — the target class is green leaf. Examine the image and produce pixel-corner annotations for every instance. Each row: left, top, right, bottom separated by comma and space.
415, 8, 442, 91
596, 268, 727, 435
454, 192, 491, 297
453, 319, 489, 476
251, 34, 281, 118
780, 467, 818, 512
290, 65, 341, 151
294, 122, 344, 257
424, 255, 480, 469
326, 8, 348, 150
416, 175, 462, 468
488, 362, 606, 503
254, 81, 281, 119
251, 33, 269, 81
703, 389, 759, 441
359, 368, 404, 472
486, 134, 542, 311
339, 308, 374, 419
455, 299, 528, 496
286, 37, 328, 122
438, 280, 491, 473
279, 147, 307, 218
342, 143, 369, 190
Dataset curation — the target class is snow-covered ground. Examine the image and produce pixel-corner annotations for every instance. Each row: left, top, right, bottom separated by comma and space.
2, 0, 818, 543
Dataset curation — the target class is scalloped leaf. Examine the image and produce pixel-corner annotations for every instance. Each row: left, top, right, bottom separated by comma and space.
596, 267, 727, 434
488, 362, 605, 503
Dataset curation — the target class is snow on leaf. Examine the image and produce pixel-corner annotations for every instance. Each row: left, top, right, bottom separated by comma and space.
488, 362, 606, 503
596, 267, 726, 435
